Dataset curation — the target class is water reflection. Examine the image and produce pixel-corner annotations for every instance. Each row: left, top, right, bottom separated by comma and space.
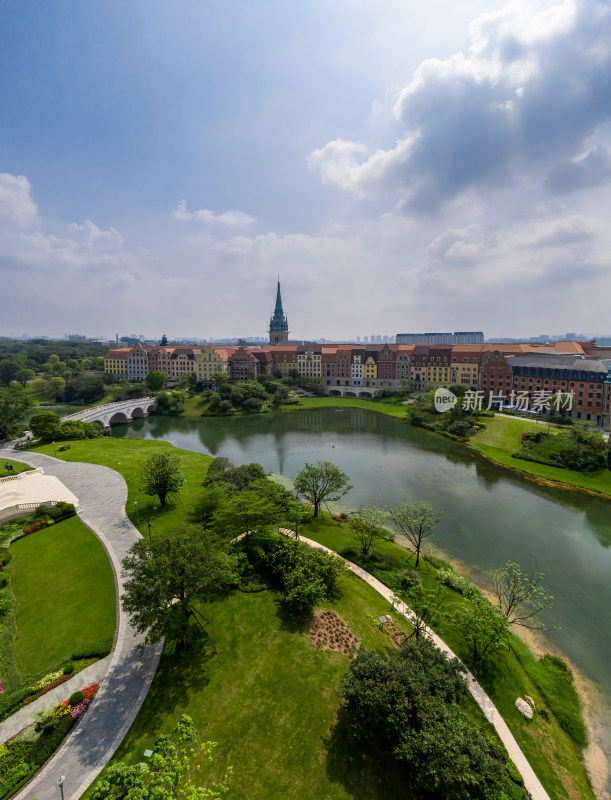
112, 406, 611, 787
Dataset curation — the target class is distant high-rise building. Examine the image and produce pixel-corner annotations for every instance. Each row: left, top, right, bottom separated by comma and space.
396, 331, 484, 345
269, 278, 289, 344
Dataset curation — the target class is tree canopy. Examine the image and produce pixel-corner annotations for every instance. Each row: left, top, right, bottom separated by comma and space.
387, 501, 444, 567
492, 561, 556, 630
294, 461, 352, 517
91, 714, 232, 799
139, 450, 185, 506
0, 384, 32, 439
347, 506, 393, 556
121, 525, 237, 648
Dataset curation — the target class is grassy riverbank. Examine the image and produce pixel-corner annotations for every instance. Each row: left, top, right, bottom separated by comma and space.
303, 515, 595, 800
468, 416, 611, 496
29, 437, 594, 798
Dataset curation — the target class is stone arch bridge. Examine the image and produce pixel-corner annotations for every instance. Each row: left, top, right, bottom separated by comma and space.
326, 387, 376, 399
61, 398, 157, 429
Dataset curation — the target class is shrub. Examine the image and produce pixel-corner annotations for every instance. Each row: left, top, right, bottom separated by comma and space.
437, 567, 477, 598
69, 690, 85, 706
399, 569, 421, 591
22, 520, 48, 536
72, 637, 113, 660
47, 502, 76, 521
63, 662, 74, 675
0, 549, 11, 568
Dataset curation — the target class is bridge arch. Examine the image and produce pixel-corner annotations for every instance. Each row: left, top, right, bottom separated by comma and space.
109, 411, 130, 426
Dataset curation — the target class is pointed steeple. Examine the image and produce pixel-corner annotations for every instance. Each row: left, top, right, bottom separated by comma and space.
269, 277, 289, 343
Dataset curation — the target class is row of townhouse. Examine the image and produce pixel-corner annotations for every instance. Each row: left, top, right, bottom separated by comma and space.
104, 339, 611, 423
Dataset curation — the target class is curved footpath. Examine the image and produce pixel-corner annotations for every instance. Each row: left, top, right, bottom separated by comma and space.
0, 444, 162, 800
286, 531, 550, 800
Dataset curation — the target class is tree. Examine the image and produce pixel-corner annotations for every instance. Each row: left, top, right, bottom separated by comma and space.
91, 714, 232, 800
450, 594, 509, 662
0, 355, 26, 385
212, 490, 280, 545
14, 368, 35, 387
63, 373, 105, 403
492, 561, 556, 630
121, 525, 237, 648
145, 369, 166, 392
404, 584, 445, 640
187, 484, 231, 528
387, 501, 444, 567
294, 461, 352, 517
549, 391, 574, 419
30, 410, 62, 441
0, 385, 32, 439
48, 376, 65, 400
347, 507, 393, 556
139, 450, 185, 506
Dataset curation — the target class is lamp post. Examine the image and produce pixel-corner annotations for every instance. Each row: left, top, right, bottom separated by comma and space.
147, 520, 152, 540
52, 440, 56, 458
57, 775, 65, 800
134, 501, 140, 524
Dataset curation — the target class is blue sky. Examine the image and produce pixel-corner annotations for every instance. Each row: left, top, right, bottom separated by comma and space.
1, 0, 610, 340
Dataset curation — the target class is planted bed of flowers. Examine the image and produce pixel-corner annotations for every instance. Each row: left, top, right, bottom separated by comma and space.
0, 683, 99, 800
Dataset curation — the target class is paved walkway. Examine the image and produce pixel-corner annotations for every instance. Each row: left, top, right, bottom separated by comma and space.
0, 443, 162, 800
0, 657, 110, 743
283, 530, 550, 800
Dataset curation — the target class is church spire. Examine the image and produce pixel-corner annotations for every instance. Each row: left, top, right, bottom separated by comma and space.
269, 277, 289, 343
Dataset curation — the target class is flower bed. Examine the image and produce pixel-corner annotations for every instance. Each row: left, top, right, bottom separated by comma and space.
0, 682, 99, 799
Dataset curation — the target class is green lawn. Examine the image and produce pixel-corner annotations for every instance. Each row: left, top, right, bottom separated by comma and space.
284, 396, 408, 418
10, 516, 116, 676
302, 515, 595, 800
86, 566, 524, 800
0, 460, 33, 477
33, 438, 212, 537
469, 415, 611, 496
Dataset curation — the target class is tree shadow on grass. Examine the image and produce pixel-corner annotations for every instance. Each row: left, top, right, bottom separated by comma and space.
324, 706, 416, 800
273, 598, 314, 635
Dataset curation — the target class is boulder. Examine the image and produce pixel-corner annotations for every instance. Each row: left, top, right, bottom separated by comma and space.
525, 695, 535, 708
515, 697, 533, 719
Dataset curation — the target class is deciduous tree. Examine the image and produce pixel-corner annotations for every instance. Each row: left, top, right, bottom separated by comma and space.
492, 561, 556, 630
294, 461, 352, 517
91, 714, 232, 799
450, 594, 509, 662
145, 369, 166, 392
347, 507, 393, 556
29, 410, 62, 441
0, 385, 32, 439
121, 525, 237, 648
139, 450, 185, 506
387, 501, 444, 567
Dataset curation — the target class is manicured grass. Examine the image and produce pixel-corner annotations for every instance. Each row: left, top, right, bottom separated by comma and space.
284, 396, 409, 418
86, 569, 464, 800
302, 515, 596, 800
33, 438, 212, 537
182, 396, 208, 417
10, 516, 116, 676
469, 415, 611, 496
0, 460, 33, 476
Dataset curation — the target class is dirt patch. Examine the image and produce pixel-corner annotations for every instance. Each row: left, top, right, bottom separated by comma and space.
310, 610, 358, 656
381, 617, 407, 648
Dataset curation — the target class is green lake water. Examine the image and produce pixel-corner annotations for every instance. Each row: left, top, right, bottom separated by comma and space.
112, 407, 611, 791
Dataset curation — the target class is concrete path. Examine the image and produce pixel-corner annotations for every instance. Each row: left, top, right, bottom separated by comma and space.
283, 530, 550, 800
0, 657, 110, 743
0, 443, 162, 800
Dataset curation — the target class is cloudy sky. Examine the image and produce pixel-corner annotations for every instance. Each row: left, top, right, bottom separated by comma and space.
1, 0, 610, 341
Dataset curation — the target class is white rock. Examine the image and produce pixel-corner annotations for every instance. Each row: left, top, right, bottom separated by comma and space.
525, 695, 535, 708
515, 697, 533, 719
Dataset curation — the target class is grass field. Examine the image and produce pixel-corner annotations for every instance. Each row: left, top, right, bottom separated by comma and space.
302, 515, 595, 800
33, 438, 212, 537
286, 396, 409, 418
468, 415, 611, 496
84, 563, 525, 800
8, 516, 116, 678
0, 460, 33, 477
